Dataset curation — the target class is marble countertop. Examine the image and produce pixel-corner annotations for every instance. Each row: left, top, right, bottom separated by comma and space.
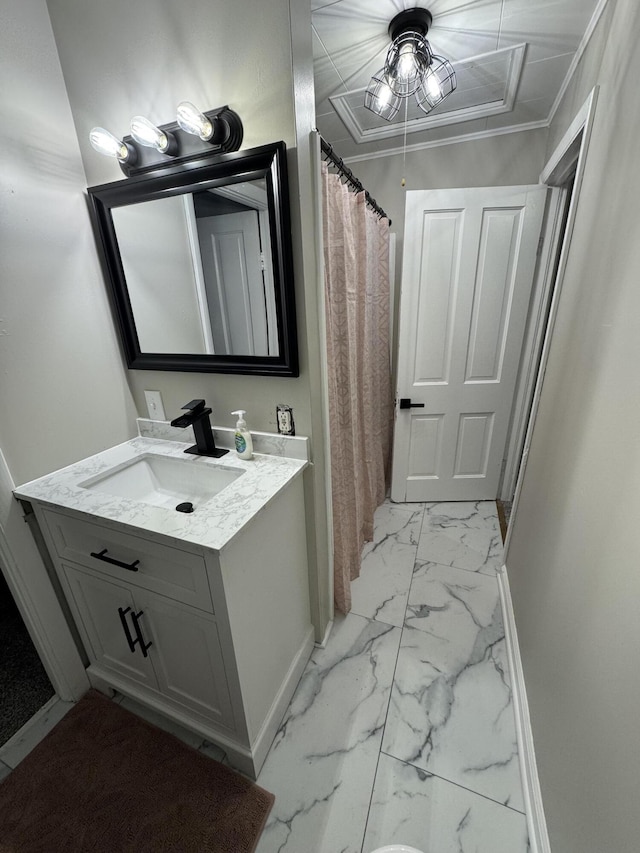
13, 437, 308, 553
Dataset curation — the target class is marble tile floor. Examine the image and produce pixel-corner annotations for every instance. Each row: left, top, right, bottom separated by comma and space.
255, 499, 529, 853
0, 499, 528, 853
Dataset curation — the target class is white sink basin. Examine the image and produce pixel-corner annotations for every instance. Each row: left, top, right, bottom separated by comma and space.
79, 453, 244, 510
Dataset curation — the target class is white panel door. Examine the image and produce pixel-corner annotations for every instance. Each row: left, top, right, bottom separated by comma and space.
197, 211, 268, 356
391, 186, 546, 502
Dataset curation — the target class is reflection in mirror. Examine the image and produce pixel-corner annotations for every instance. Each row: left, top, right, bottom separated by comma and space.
111, 179, 277, 357
87, 142, 298, 376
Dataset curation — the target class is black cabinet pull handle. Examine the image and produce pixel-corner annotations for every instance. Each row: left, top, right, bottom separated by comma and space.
90, 548, 139, 572
118, 606, 137, 654
131, 610, 153, 658
399, 398, 426, 409
118, 606, 152, 657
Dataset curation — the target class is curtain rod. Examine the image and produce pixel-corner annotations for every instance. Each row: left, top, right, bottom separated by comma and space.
320, 137, 391, 225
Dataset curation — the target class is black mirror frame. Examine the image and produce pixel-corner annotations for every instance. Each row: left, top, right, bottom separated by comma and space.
87, 141, 299, 377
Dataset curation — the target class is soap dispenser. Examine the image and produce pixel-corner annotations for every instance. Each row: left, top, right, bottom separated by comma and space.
231, 410, 253, 460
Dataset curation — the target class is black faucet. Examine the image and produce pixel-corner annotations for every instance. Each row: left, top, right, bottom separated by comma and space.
170, 399, 229, 458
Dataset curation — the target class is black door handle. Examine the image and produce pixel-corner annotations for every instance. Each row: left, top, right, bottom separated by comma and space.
118, 606, 152, 657
131, 610, 153, 658
91, 548, 140, 572
118, 606, 137, 654
399, 398, 425, 409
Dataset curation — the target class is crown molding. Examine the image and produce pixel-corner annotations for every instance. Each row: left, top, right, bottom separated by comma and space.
342, 120, 549, 165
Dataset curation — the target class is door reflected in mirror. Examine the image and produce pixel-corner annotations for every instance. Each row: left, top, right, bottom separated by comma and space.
88, 142, 298, 376
112, 179, 278, 358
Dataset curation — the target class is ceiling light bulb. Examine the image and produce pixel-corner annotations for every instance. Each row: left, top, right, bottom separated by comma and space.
377, 82, 393, 108
384, 30, 431, 98
397, 41, 418, 80
426, 73, 442, 99
177, 101, 213, 140
364, 69, 401, 121
415, 56, 457, 115
89, 127, 135, 163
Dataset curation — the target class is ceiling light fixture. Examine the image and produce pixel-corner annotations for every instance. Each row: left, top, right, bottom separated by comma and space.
364, 7, 456, 121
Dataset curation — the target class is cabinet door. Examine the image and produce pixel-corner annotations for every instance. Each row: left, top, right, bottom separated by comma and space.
64, 564, 157, 688
135, 589, 236, 731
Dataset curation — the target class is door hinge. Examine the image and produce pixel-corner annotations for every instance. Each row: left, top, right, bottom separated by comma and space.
536, 232, 545, 257
260, 253, 265, 271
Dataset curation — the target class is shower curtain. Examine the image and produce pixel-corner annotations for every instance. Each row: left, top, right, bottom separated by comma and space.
322, 162, 393, 614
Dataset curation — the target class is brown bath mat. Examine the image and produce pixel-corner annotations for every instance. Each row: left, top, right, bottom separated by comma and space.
0, 690, 273, 852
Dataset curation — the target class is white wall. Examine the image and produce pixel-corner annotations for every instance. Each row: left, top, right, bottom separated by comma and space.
505, 1, 640, 850
113, 197, 206, 353
353, 128, 548, 261
0, 0, 136, 486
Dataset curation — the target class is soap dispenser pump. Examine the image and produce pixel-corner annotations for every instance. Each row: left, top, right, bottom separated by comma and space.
231, 410, 253, 460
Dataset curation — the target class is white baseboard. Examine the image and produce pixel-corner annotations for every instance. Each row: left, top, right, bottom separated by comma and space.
497, 565, 551, 853
315, 618, 334, 649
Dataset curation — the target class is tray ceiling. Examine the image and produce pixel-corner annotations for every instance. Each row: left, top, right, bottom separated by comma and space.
312, 0, 606, 159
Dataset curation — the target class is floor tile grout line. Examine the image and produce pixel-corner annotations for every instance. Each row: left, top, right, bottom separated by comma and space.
413, 556, 501, 580
381, 506, 523, 824
358, 589, 410, 852
419, 563, 500, 580
358, 736, 384, 853
367, 502, 527, 838
414, 504, 503, 578
377, 747, 527, 817
356, 610, 406, 852
352, 500, 427, 628
358, 501, 426, 852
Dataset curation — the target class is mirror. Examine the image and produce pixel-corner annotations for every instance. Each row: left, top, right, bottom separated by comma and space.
88, 142, 298, 376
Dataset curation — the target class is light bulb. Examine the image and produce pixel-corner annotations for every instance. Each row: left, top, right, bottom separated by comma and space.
364, 69, 401, 120
89, 127, 131, 162
397, 42, 417, 81
377, 82, 393, 108
415, 56, 457, 116
177, 101, 213, 140
425, 72, 442, 100
130, 115, 169, 151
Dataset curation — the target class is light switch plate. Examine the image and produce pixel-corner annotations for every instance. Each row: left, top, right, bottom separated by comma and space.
144, 390, 166, 421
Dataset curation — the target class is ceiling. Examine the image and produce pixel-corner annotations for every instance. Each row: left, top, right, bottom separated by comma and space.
312, 0, 606, 161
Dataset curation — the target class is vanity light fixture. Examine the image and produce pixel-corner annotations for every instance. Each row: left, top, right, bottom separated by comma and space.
176, 100, 230, 145
364, 7, 456, 120
88, 104, 243, 176
89, 127, 137, 165
130, 115, 178, 156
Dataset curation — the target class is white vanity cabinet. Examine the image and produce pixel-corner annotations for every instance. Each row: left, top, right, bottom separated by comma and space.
61, 563, 235, 730
27, 466, 313, 779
